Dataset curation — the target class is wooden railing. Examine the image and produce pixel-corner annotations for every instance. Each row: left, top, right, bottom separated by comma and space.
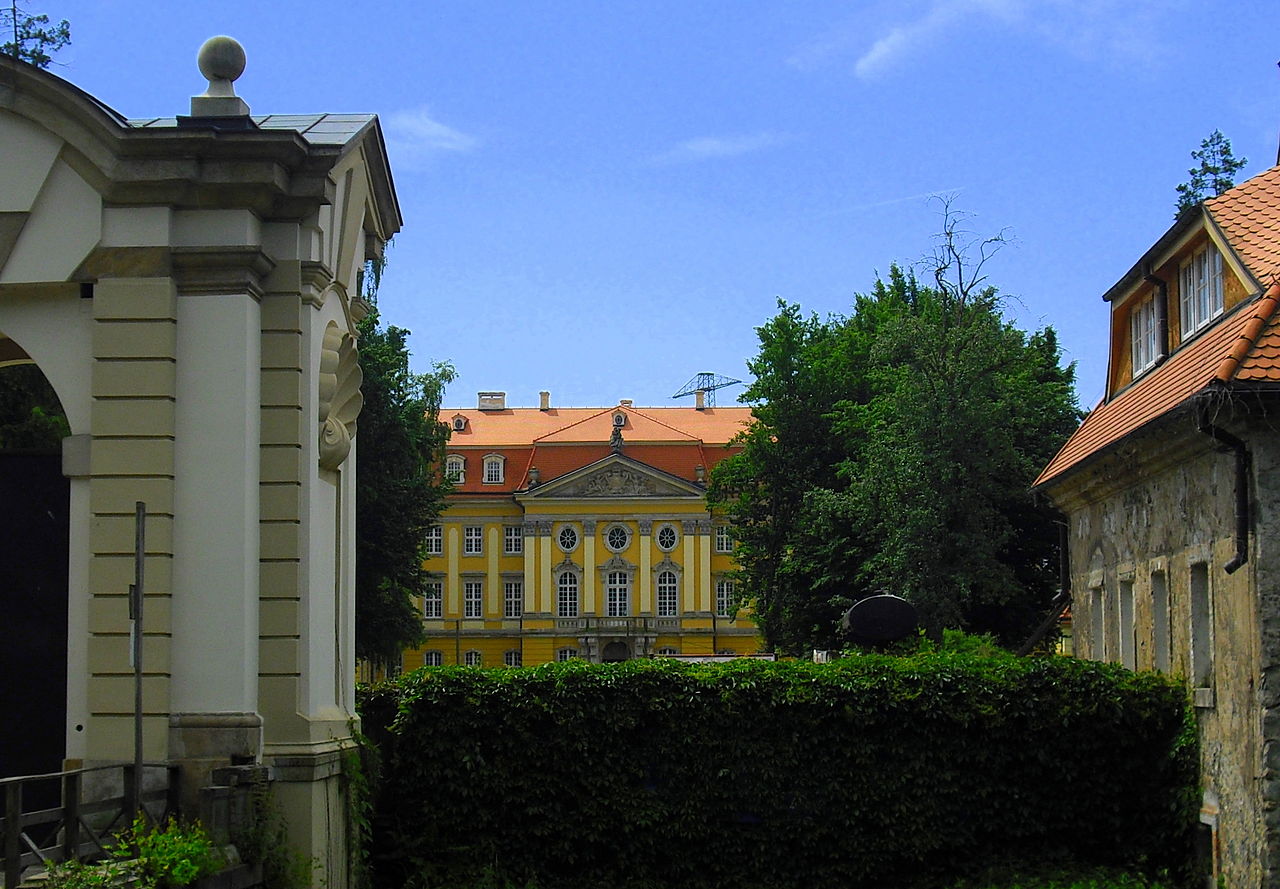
1, 763, 179, 889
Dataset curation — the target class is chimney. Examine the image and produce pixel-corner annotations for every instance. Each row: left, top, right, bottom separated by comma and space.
619, 399, 633, 407
695, 389, 706, 410
539, 390, 551, 411
477, 391, 506, 411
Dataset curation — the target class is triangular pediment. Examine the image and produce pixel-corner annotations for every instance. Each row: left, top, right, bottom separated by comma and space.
521, 453, 704, 499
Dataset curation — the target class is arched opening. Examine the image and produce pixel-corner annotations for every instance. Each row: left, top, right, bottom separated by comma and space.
0, 339, 70, 783
601, 640, 630, 663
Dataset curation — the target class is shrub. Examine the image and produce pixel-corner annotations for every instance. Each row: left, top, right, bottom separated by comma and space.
360, 653, 1197, 889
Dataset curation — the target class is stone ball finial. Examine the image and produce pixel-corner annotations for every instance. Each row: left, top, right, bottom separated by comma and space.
197, 36, 246, 84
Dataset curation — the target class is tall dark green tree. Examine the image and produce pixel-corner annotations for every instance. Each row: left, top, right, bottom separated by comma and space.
1175, 129, 1247, 218
710, 221, 1079, 653
354, 269, 455, 669
1, 3, 70, 68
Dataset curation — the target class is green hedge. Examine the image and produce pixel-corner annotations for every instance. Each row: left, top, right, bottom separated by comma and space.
359, 654, 1197, 889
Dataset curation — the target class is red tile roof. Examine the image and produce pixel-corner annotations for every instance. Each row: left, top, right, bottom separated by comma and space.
1206, 165, 1280, 284
1036, 283, 1280, 488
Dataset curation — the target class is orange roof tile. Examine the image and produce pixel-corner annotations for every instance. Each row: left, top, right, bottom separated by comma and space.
1036, 284, 1280, 488
1206, 166, 1280, 285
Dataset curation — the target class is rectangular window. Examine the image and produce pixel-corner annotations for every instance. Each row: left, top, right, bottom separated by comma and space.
1151, 571, 1170, 673
464, 526, 483, 555
464, 581, 484, 619
424, 525, 443, 556
715, 526, 733, 553
1130, 296, 1157, 374
423, 650, 443, 667
504, 526, 523, 555
1190, 563, 1213, 688
1118, 579, 1135, 670
464, 650, 482, 666
504, 580, 523, 618
557, 648, 578, 662
484, 458, 503, 484
504, 650, 522, 667
1090, 585, 1105, 661
557, 572, 579, 618
423, 582, 442, 619
716, 579, 736, 618
656, 571, 679, 617
606, 572, 630, 617
1180, 245, 1224, 337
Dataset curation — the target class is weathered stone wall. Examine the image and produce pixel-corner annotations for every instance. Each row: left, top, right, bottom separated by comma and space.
1048, 411, 1271, 889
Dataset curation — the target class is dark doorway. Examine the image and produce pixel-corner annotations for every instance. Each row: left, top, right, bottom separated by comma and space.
0, 451, 69, 780
601, 640, 630, 662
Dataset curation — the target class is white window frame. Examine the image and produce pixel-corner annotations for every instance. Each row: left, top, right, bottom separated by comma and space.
464, 580, 484, 619
557, 525, 579, 553
606, 571, 630, 617
656, 570, 679, 617
424, 525, 443, 556
656, 647, 678, 656
557, 647, 579, 662
445, 454, 465, 483
716, 579, 736, 618
1130, 294, 1158, 375
483, 454, 505, 484
604, 523, 631, 553
655, 523, 678, 552
557, 571, 580, 618
463, 525, 483, 556
504, 525, 523, 555
423, 581, 443, 619
464, 649, 483, 667
504, 580, 523, 618
423, 650, 443, 667
503, 649, 522, 667
1180, 244, 1224, 338
714, 526, 733, 553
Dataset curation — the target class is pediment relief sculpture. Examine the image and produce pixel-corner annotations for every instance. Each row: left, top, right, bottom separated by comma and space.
318, 323, 363, 471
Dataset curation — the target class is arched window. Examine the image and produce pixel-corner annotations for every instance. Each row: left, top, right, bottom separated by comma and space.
423, 650, 443, 667
656, 570, 678, 617
464, 650, 483, 667
483, 454, 505, 484
557, 571, 580, 618
606, 571, 630, 617
445, 454, 465, 483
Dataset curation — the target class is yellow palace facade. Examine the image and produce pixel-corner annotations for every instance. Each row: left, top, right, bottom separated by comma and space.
401, 391, 762, 668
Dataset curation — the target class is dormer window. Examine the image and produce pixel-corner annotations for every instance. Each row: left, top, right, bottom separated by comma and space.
452, 416, 467, 433
483, 454, 505, 484
613, 412, 626, 427
1180, 244, 1223, 338
1131, 294, 1158, 375
445, 454, 465, 483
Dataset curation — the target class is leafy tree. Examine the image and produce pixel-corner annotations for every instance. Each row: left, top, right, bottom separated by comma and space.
1175, 129, 1246, 218
1, 3, 70, 68
710, 214, 1079, 653
0, 363, 69, 449
355, 265, 455, 669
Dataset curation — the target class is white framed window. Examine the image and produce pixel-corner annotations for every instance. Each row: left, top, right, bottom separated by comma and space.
423, 650, 443, 667
715, 579, 736, 618
604, 523, 631, 553
656, 647, 678, 656
1180, 244, 1224, 338
656, 570, 678, 617
503, 649, 522, 667
464, 526, 483, 556
504, 580, 523, 618
557, 571, 579, 618
483, 455, 505, 484
445, 455, 465, 483
606, 571, 630, 617
424, 525, 443, 556
464, 650, 483, 667
504, 526, 523, 555
714, 526, 733, 553
423, 581, 443, 619
1130, 295, 1158, 375
464, 581, 484, 619
655, 523, 678, 552
557, 647, 579, 662
557, 525, 579, 552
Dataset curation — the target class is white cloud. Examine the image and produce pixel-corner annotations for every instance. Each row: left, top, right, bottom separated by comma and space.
652, 132, 794, 165
382, 106, 477, 170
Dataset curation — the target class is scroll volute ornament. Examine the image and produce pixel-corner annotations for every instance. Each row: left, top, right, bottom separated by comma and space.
318, 323, 363, 470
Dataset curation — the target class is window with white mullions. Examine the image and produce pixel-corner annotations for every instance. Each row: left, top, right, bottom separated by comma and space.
423, 581, 442, 619
557, 571, 579, 618
606, 571, 630, 617
463, 525, 483, 555
464, 581, 484, 619
656, 570, 678, 617
1180, 245, 1223, 337
504, 525, 523, 554
1130, 295, 1157, 374
504, 580, 523, 618
716, 579, 736, 618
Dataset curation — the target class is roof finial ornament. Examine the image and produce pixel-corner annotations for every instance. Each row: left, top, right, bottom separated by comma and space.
191, 36, 249, 117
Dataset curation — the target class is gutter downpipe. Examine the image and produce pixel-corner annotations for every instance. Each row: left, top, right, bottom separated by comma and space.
1016, 519, 1071, 656
1197, 408, 1251, 574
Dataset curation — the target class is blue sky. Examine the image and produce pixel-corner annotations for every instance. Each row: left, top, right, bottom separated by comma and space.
42, 0, 1280, 410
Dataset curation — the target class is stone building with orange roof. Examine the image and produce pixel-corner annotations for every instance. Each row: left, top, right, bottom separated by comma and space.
1035, 166, 1280, 887
401, 391, 763, 669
